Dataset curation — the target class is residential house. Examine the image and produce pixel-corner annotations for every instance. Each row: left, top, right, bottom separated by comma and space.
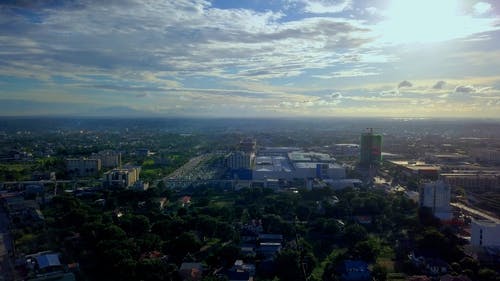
339, 260, 371, 281
179, 262, 203, 281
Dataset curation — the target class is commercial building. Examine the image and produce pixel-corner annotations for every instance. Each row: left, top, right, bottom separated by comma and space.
252, 151, 346, 181
253, 156, 293, 181
419, 180, 452, 220
470, 148, 500, 163
91, 150, 121, 168
471, 219, 500, 247
65, 158, 101, 177
388, 160, 440, 180
258, 147, 301, 156
103, 166, 141, 188
359, 130, 382, 166
441, 171, 500, 191
332, 144, 359, 158
288, 151, 333, 163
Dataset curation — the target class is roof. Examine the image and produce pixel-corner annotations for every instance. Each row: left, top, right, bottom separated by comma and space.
288, 151, 332, 162
226, 271, 250, 281
343, 260, 368, 270
254, 156, 292, 172
180, 262, 203, 270
341, 260, 370, 281
36, 254, 61, 269
440, 274, 472, 281
258, 234, 283, 240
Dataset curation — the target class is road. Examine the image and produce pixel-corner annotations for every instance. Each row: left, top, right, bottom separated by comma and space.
451, 202, 500, 223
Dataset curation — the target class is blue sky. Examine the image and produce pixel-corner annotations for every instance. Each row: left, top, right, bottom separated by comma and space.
0, 0, 499, 117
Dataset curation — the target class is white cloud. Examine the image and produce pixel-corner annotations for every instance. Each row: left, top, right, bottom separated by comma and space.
474, 2, 492, 15
287, 0, 352, 14
313, 68, 379, 79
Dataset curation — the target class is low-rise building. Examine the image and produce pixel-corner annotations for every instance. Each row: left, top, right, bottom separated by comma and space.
66, 158, 101, 177
441, 171, 500, 191
388, 160, 440, 180
471, 219, 500, 247
332, 144, 359, 158
91, 150, 121, 168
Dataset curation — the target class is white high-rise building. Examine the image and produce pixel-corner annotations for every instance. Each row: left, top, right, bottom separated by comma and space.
419, 180, 452, 220
227, 151, 254, 169
471, 219, 500, 247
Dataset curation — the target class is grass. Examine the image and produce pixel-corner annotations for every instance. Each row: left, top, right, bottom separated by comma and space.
310, 248, 347, 281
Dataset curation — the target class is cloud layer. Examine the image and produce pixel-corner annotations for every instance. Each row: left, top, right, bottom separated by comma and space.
0, 0, 499, 117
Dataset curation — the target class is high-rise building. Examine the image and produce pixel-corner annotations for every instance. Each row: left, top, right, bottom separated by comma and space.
227, 151, 255, 169
359, 129, 382, 166
419, 180, 452, 220
239, 138, 256, 154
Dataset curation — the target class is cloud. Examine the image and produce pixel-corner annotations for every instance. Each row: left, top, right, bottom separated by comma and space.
136, 93, 150, 98
432, 80, 446, 89
474, 2, 492, 15
330, 92, 343, 99
313, 68, 379, 79
379, 89, 400, 96
292, 0, 353, 14
453, 85, 493, 94
398, 80, 413, 89
455, 85, 476, 93
0, 1, 375, 83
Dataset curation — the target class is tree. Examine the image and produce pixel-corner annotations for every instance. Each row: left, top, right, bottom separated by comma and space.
353, 239, 380, 262
168, 232, 202, 260
478, 268, 500, 281
274, 249, 303, 281
343, 224, 367, 247
372, 264, 388, 281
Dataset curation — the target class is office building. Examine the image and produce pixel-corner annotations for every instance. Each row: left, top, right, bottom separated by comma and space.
419, 180, 452, 220
66, 158, 101, 177
359, 129, 382, 166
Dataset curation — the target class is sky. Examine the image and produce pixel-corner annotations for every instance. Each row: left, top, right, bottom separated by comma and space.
1, 0, 500, 118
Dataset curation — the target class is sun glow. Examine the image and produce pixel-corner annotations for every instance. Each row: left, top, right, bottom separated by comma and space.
376, 0, 492, 44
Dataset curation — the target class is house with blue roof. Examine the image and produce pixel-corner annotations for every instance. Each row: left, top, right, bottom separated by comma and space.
339, 260, 371, 281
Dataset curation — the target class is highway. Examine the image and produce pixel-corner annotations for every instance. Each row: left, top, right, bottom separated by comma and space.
451, 202, 500, 223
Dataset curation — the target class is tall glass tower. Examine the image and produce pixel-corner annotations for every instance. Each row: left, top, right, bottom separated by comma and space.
360, 129, 382, 167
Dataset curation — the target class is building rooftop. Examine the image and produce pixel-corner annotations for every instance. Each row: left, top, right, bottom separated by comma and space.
294, 162, 343, 169
254, 156, 292, 172
288, 151, 333, 162
36, 254, 61, 269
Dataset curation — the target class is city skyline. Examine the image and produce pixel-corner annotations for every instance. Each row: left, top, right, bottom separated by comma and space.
1, 0, 500, 118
